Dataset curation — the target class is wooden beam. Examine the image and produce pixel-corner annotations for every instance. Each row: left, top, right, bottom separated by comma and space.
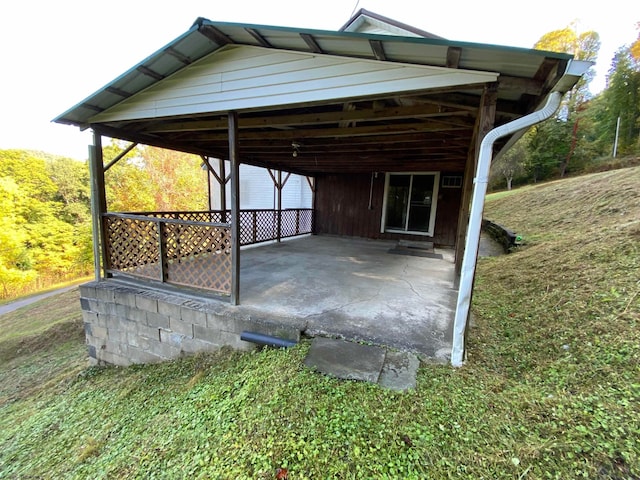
267, 168, 278, 187
200, 155, 222, 184
277, 170, 282, 242
245, 28, 273, 48
455, 83, 498, 273
81, 103, 103, 113
369, 40, 386, 60
300, 33, 323, 53
136, 65, 165, 81
191, 121, 472, 142
306, 176, 316, 192
228, 111, 240, 305
89, 132, 109, 279
198, 24, 234, 45
164, 46, 192, 65
219, 158, 227, 214
104, 142, 138, 171
446, 47, 462, 69
105, 86, 132, 98
498, 76, 543, 95
147, 104, 472, 132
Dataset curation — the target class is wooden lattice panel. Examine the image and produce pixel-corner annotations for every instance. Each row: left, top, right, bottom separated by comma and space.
141, 211, 230, 224
104, 216, 161, 279
281, 209, 313, 238
239, 210, 279, 245
162, 224, 232, 294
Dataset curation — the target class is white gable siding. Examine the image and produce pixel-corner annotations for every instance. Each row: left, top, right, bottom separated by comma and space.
346, 18, 423, 37
90, 45, 498, 123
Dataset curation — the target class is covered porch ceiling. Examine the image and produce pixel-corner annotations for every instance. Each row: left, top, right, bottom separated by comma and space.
55, 18, 581, 176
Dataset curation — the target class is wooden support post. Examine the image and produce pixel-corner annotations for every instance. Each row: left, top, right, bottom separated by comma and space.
88, 132, 109, 280
157, 220, 167, 282
306, 176, 316, 234
252, 211, 258, 243
277, 170, 282, 242
455, 84, 498, 274
219, 157, 227, 220
228, 112, 241, 305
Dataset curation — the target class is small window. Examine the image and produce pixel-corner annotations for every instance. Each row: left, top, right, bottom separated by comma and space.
381, 173, 440, 236
442, 176, 462, 188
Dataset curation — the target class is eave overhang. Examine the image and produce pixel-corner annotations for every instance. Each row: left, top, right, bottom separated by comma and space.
54, 18, 581, 176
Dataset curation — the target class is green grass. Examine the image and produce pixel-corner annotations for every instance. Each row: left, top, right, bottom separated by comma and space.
1, 167, 639, 479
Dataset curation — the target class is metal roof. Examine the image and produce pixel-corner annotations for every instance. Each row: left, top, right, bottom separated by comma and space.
54, 17, 585, 175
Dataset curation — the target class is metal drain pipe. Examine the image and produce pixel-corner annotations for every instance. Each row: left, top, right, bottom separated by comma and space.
241, 331, 298, 348
451, 91, 563, 367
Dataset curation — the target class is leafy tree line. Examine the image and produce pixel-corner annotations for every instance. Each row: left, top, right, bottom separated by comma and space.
0, 145, 208, 299
491, 22, 640, 190
0, 150, 93, 298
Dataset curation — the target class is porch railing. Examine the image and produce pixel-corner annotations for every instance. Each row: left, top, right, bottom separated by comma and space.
134, 209, 313, 246
102, 209, 313, 295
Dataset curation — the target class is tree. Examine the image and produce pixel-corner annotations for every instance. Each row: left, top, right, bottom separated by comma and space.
0, 150, 94, 297
0, 177, 36, 297
525, 120, 571, 182
525, 25, 601, 180
630, 22, 640, 62
534, 24, 600, 107
491, 139, 527, 190
601, 46, 640, 156
102, 140, 208, 212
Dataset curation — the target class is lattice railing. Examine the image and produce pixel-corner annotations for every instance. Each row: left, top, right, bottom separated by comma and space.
104, 213, 232, 295
135, 209, 313, 246
132, 210, 229, 223
102, 209, 312, 296
239, 209, 313, 246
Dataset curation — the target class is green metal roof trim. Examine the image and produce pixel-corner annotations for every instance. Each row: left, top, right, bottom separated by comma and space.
54, 17, 574, 128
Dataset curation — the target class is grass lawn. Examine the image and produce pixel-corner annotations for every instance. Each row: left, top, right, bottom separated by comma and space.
0, 167, 638, 479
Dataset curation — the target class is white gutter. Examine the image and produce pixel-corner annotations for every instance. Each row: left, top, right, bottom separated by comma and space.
450, 91, 563, 367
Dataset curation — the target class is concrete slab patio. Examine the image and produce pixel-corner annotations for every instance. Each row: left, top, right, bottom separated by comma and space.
238, 235, 457, 360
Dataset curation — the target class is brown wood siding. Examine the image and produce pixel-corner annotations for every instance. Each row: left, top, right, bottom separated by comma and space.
315, 172, 462, 247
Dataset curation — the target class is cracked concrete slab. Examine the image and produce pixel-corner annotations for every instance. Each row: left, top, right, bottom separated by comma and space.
304, 337, 386, 383
238, 236, 457, 358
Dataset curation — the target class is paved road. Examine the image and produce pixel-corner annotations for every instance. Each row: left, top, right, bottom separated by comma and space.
0, 284, 82, 316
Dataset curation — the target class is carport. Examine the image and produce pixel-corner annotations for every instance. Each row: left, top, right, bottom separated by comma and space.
55, 12, 588, 365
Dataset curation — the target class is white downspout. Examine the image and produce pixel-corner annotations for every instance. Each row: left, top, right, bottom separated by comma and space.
451, 91, 563, 367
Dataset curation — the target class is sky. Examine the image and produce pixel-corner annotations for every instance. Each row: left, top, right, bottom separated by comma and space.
0, 0, 637, 161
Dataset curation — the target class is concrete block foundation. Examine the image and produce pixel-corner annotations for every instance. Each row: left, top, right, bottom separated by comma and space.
80, 281, 303, 367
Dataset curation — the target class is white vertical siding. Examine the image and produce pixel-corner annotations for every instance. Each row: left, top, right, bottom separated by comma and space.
209, 162, 312, 210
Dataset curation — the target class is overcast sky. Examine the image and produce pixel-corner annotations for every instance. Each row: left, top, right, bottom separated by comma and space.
0, 0, 636, 160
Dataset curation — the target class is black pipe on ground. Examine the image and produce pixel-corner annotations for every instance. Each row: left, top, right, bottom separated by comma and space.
240, 331, 297, 348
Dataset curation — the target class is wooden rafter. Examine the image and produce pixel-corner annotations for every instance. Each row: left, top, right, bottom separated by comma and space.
164, 47, 192, 65
300, 33, 323, 54
369, 40, 386, 61
136, 65, 164, 81
188, 121, 472, 141
198, 24, 234, 45
105, 86, 131, 98
446, 47, 462, 68
147, 104, 472, 133
245, 28, 273, 48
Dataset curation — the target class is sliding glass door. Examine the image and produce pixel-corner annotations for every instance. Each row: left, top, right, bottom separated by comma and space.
382, 173, 439, 236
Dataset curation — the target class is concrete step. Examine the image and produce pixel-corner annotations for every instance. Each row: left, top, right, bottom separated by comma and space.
303, 337, 419, 391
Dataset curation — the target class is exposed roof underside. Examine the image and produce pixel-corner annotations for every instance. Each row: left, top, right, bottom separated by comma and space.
55, 18, 579, 176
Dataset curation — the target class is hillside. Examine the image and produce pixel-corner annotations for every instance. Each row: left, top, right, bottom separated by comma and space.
0, 167, 638, 479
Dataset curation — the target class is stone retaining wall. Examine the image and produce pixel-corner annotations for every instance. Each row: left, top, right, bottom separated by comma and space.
80, 281, 302, 366
482, 219, 520, 252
